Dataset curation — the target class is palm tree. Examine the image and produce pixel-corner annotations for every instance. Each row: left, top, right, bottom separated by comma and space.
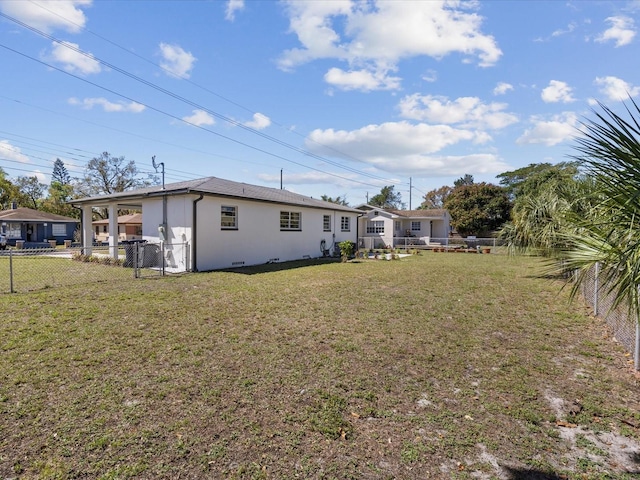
563, 98, 640, 368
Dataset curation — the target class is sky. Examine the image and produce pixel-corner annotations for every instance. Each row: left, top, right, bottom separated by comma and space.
0, 0, 639, 208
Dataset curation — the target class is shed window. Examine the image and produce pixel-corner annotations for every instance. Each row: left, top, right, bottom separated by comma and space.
323, 215, 331, 232
221, 206, 237, 229
280, 211, 301, 231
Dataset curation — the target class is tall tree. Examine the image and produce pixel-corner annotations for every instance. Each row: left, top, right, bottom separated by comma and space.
0, 168, 20, 209
369, 185, 405, 209
15, 176, 45, 210
498, 163, 587, 255
497, 162, 579, 200
444, 182, 511, 236
419, 185, 453, 209
454, 174, 474, 187
320, 194, 349, 206
75, 152, 152, 197
74, 152, 154, 218
52, 158, 71, 185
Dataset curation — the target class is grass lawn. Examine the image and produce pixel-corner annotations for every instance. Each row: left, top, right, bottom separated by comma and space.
1, 253, 639, 479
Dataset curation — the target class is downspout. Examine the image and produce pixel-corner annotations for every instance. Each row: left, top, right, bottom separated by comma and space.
192, 193, 204, 272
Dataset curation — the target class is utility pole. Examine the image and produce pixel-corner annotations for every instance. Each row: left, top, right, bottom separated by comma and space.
409, 177, 412, 210
280, 169, 283, 190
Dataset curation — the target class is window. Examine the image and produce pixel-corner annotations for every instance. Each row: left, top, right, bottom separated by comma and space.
280, 211, 301, 231
52, 224, 66, 236
411, 221, 421, 231
395, 221, 401, 231
221, 205, 237, 229
341, 216, 350, 232
323, 215, 331, 232
6, 223, 21, 239
366, 220, 384, 234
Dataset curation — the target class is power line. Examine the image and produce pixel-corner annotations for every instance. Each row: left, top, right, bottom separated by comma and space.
0, 11, 403, 188
25, 0, 399, 181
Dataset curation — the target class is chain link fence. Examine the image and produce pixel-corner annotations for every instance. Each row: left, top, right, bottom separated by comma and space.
577, 262, 638, 363
0, 242, 189, 294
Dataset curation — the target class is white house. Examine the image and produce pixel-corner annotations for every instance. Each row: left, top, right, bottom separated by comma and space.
356, 205, 451, 250
71, 177, 361, 272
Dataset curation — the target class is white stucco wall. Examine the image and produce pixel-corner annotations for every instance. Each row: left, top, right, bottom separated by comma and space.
141, 194, 358, 271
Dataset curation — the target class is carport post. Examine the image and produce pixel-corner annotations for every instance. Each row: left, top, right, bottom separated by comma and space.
82, 206, 93, 256
108, 204, 118, 260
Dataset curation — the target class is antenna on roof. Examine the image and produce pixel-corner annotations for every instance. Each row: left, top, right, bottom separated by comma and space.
152, 155, 165, 190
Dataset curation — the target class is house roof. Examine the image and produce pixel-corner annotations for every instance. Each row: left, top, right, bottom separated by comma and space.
93, 213, 142, 225
357, 204, 448, 219
388, 209, 448, 219
0, 207, 78, 223
71, 177, 362, 213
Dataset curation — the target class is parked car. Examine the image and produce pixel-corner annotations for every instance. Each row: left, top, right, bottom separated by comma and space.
0, 233, 6, 250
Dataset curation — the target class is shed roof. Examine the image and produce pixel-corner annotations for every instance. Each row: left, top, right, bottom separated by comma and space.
71, 177, 362, 213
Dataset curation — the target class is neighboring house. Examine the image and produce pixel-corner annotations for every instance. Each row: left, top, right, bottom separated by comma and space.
93, 213, 142, 243
0, 205, 78, 246
356, 204, 451, 250
71, 176, 361, 272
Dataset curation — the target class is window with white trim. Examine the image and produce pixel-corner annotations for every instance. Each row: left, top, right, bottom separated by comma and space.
221, 205, 237, 229
280, 211, 301, 231
341, 216, 350, 232
411, 221, 421, 231
6, 223, 21, 239
366, 220, 384, 234
52, 224, 66, 236
323, 215, 331, 232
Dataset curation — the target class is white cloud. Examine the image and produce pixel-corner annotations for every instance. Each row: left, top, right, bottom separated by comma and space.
278, 0, 501, 92
594, 76, 640, 101
48, 41, 101, 75
304, 121, 509, 176
552, 22, 577, 38
493, 82, 513, 95
225, 0, 244, 21
158, 43, 196, 78
182, 109, 215, 127
31, 170, 47, 183
0, 140, 30, 163
516, 112, 578, 146
324, 67, 401, 91
422, 69, 437, 83
244, 113, 271, 130
596, 16, 636, 47
68, 97, 145, 113
397, 94, 518, 130
0, 0, 90, 33
541, 80, 575, 103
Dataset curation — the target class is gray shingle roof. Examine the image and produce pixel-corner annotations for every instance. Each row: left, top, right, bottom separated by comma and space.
0, 207, 78, 222
71, 177, 362, 213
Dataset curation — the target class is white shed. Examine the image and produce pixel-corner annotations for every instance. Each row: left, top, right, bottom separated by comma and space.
72, 177, 361, 271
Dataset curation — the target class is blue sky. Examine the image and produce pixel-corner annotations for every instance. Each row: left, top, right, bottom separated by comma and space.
0, 0, 639, 208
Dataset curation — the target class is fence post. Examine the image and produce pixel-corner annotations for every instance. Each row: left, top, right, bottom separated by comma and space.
593, 262, 599, 317
9, 249, 14, 294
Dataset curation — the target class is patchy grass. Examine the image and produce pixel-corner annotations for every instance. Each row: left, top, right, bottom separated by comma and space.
0, 253, 639, 479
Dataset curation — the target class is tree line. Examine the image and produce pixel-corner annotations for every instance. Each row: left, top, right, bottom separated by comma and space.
0, 152, 156, 219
